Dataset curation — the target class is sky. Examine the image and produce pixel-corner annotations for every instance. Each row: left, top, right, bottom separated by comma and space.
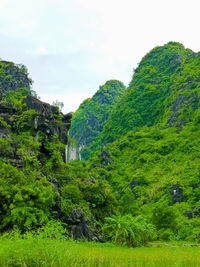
0, 0, 200, 113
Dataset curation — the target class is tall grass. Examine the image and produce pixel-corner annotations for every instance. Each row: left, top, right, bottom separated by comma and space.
0, 238, 200, 267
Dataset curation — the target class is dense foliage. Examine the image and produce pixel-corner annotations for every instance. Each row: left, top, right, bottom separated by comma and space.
68, 42, 200, 243
68, 80, 126, 160
0, 64, 116, 237
0, 60, 32, 93
1, 42, 200, 247
103, 215, 155, 247
102, 42, 199, 142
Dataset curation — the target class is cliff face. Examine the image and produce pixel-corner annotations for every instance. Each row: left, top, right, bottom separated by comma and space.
0, 61, 32, 93
0, 95, 72, 167
0, 59, 72, 167
24, 96, 71, 144
0, 60, 108, 242
76, 42, 200, 240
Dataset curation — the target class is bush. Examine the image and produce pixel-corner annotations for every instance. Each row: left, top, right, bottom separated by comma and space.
102, 215, 156, 247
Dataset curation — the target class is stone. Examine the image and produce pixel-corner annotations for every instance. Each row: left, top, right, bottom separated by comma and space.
24, 96, 72, 144
100, 150, 113, 166
0, 95, 72, 168
169, 184, 185, 204
66, 208, 103, 241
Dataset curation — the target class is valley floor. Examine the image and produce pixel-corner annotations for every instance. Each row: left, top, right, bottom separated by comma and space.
0, 238, 200, 267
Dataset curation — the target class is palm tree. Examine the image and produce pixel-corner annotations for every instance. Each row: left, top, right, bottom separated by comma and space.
102, 214, 156, 247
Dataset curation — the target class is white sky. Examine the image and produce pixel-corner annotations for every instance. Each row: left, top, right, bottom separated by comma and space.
0, 0, 199, 112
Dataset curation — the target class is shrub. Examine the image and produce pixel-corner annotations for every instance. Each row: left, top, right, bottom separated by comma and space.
102, 215, 156, 247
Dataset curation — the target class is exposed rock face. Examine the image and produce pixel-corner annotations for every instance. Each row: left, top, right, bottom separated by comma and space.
0, 61, 32, 93
128, 179, 139, 190
166, 92, 199, 128
169, 184, 185, 204
0, 96, 72, 145
100, 150, 113, 166
0, 96, 72, 167
66, 145, 78, 162
0, 102, 17, 126
24, 96, 72, 144
67, 208, 103, 241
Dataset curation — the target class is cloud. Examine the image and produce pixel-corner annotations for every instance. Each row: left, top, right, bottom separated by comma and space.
0, 0, 200, 112
26, 47, 49, 56
39, 92, 92, 113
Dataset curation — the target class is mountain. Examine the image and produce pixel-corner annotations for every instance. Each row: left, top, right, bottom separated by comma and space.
0, 61, 32, 94
68, 80, 126, 160
68, 42, 200, 241
1, 41, 200, 243
0, 61, 115, 240
102, 42, 199, 143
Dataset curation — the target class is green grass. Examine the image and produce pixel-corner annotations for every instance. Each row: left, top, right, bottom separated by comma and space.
0, 238, 200, 266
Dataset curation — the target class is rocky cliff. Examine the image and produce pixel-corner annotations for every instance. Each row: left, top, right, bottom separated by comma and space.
0, 60, 32, 93
0, 60, 108, 242
0, 95, 72, 167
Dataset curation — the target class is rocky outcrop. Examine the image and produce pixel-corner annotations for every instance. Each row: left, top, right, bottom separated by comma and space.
100, 150, 113, 166
166, 92, 199, 128
24, 96, 71, 144
0, 61, 32, 93
67, 208, 103, 241
0, 96, 72, 145
169, 184, 185, 204
0, 102, 17, 128
0, 96, 72, 167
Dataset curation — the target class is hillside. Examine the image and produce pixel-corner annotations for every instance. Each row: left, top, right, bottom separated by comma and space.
0, 61, 116, 241
1, 42, 200, 244
67, 42, 200, 241
102, 42, 199, 143
68, 80, 126, 160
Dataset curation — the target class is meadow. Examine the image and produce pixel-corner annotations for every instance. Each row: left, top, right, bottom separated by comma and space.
0, 237, 200, 267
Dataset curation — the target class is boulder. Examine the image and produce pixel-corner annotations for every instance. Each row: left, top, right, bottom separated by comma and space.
67, 208, 103, 241
169, 184, 185, 204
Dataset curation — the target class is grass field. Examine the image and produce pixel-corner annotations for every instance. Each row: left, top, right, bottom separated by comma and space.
0, 238, 200, 267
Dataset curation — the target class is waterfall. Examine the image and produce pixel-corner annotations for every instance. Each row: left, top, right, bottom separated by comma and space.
65, 144, 68, 163
65, 132, 78, 162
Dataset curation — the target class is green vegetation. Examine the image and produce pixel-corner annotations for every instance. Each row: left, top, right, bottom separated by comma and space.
89, 120, 200, 241
67, 42, 200, 243
69, 80, 126, 160
0, 61, 32, 94
1, 42, 200, 266
102, 215, 156, 247
102, 42, 198, 142
0, 236, 200, 267
0, 68, 116, 237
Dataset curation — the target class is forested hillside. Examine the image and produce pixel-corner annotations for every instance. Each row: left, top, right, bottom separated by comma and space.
68, 42, 200, 242
68, 80, 126, 160
0, 61, 115, 241
1, 42, 200, 246
102, 42, 199, 143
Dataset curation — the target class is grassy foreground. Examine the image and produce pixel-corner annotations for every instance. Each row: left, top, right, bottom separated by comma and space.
0, 238, 200, 267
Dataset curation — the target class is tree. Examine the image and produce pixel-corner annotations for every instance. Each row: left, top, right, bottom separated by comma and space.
102, 214, 156, 247
52, 100, 64, 112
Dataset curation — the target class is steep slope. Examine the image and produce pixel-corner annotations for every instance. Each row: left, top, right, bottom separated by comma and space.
0, 60, 32, 94
89, 115, 200, 240
102, 42, 199, 143
68, 80, 126, 160
75, 42, 200, 241
0, 61, 116, 240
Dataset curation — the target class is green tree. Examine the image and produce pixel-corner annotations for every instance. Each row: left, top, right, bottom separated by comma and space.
102, 215, 156, 247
